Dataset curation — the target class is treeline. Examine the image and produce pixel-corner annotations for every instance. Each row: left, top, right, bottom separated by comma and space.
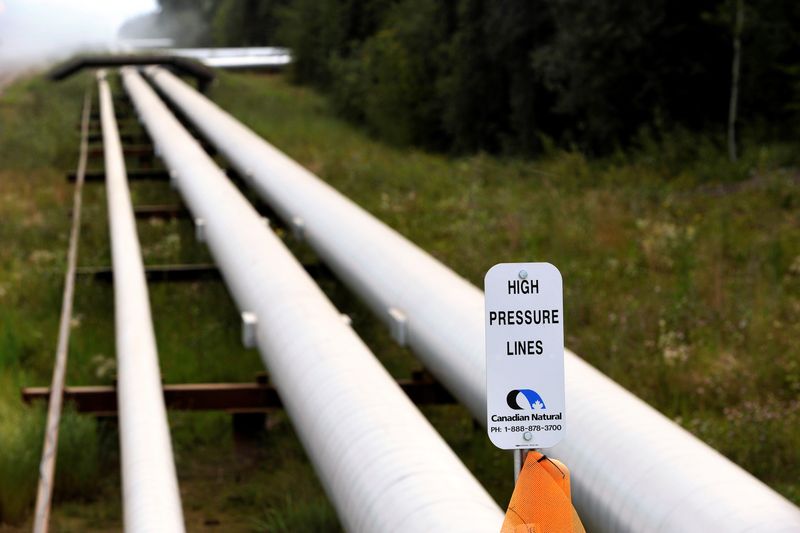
142, 0, 800, 154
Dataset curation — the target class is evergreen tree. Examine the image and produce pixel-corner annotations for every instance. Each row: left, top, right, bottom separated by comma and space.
138, 0, 800, 154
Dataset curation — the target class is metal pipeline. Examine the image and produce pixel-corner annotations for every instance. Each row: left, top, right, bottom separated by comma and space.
122, 67, 504, 532
143, 66, 800, 533
97, 71, 185, 532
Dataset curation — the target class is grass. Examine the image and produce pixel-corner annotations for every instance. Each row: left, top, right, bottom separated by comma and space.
0, 73, 113, 526
207, 71, 800, 502
0, 68, 797, 530
0, 73, 343, 531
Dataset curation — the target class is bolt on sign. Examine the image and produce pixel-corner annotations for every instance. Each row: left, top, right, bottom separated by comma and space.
485, 262, 566, 450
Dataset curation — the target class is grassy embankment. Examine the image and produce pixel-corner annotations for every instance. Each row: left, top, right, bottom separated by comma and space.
209, 71, 799, 501
0, 70, 798, 530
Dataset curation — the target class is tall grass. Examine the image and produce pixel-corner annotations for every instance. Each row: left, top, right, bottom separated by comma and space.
0, 73, 107, 525
0, 395, 44, 521
0, 397, 101, 523
255, 496, 340, 532
0, 72, 338, 528
1, 67, 797, 530
209, 71, 800, 505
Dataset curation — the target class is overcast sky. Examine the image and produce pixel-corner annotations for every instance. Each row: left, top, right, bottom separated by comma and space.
0, 0, 157, 69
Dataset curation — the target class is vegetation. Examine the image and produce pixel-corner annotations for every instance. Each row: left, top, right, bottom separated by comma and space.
0, 74, 334, 530
0, 65, 797, 530
0, 75, 107, 525
207, 71, 800, 505
136, 0, 800, 156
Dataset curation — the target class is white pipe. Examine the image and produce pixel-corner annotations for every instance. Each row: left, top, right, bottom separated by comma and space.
122, 67, 503, 533
143, 66, 800, 533
97, 71, 185, 533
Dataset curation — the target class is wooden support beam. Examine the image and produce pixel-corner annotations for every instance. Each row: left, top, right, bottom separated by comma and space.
87, 144, 153, 157
76, 262, 334, 282
87, 132, 145, 144
134, 204, 189, 219
82, 140, 214, 159
68, 168, 170, 182
82, 119, 138, 130
89, 111, 134, 121
68, 204, 189, 220
21, 374, 455, 414
77, 263, 220, 282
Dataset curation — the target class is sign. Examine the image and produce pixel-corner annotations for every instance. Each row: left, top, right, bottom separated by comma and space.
485, 262, 565, 450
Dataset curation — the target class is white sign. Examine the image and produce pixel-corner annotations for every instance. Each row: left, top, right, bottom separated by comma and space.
484, 262, 566, 450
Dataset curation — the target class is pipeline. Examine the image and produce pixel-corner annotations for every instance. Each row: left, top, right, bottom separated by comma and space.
122, 67, 504, 532
97, 71, 185, 532
143, 66, 800, 533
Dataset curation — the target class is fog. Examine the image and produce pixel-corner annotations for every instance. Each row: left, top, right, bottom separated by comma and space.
0, 0, 156, 75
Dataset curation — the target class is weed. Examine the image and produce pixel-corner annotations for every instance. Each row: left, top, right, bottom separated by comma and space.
0, 66, 797, 530
210, 72, 800, 505
254, 495, 340, 532
0, 399, 43, 523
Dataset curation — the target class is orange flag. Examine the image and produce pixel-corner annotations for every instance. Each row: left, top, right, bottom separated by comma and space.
501, 451, 586, 533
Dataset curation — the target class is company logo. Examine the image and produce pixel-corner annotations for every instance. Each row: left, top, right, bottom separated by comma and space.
506, 389, 546, 411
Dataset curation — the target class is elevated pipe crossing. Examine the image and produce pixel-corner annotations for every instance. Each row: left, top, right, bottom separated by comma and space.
97, 71, 185, 532
143, 66, 800, 533
122, 67, 504, 532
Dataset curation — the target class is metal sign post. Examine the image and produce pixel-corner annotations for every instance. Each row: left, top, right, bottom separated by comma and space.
484, 262, 566, 481
513, 449, 529, 483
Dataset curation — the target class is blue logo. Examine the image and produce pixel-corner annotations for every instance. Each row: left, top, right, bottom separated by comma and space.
507, 389, 546, 410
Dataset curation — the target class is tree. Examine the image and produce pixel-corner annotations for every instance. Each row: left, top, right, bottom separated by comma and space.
727, 0, 744, 162
355, 0, 449, 146
533, 0, 728, 151
212, 0, 288, 46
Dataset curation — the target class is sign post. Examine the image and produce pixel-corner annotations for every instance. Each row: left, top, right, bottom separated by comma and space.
484, 262, 566, 477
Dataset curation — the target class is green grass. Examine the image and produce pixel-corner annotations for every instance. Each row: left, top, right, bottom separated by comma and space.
207, 71, 800, 503
0, 74, 114, 526
0, 73, 340, 531
0, 68, 797, 530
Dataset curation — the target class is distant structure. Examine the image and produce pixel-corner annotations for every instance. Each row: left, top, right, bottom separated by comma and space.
165, 47, 291, 70
116, 6, 290, 71
117, 43, 292, 71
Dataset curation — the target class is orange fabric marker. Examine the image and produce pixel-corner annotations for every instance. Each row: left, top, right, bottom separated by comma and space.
501, 451, 586, 533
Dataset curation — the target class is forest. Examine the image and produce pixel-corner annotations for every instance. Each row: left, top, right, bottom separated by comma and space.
121, 0, 800, 157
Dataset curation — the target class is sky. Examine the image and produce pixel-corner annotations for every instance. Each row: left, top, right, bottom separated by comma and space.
0, 0, 157, 71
